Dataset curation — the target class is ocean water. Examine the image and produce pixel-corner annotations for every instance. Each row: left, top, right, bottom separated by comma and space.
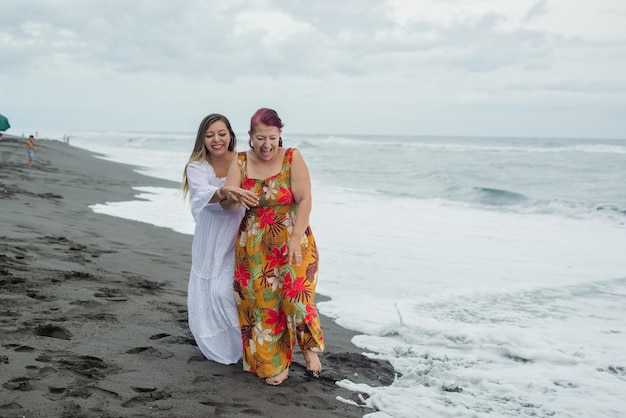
42, 129, 626, 417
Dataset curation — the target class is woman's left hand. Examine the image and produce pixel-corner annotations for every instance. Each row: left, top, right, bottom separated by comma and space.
284, 236, 304, 266
223, 186, 259, 209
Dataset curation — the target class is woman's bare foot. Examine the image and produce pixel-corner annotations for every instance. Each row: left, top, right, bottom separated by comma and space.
265, 367, 289, 386
302, 349, 322, 378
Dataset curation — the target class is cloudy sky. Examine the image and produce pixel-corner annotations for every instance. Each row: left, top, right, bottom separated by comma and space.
1, 0, 625, 138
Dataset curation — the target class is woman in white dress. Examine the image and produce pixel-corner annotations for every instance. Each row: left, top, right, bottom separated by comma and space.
182, 114, 259, 364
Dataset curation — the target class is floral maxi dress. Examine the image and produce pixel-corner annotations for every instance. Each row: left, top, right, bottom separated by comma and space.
234, 148, 325, 378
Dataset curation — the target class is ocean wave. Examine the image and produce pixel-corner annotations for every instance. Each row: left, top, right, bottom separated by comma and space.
571, 144, 626, 154
472, 187, 530, 206
384, 142, 626, 155
359, 182, 626, 225
288, 134, 626, 155
294, 140, 316, 149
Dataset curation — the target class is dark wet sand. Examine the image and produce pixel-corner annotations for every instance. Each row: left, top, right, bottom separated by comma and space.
0, 136, 394, 417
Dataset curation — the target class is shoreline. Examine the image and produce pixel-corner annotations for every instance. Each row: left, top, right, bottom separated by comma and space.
0, 135, 394, 417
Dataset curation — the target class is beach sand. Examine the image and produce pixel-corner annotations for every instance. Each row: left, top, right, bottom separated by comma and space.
0, 136, 394, 417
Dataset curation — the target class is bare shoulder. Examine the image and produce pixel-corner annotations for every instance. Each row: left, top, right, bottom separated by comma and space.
290, 148, 306, 164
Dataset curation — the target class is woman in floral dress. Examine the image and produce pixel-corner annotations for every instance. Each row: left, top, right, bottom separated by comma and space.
222, 108, 324, 385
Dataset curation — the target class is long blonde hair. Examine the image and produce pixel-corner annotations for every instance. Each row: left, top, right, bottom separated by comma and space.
181, 113, 237, 199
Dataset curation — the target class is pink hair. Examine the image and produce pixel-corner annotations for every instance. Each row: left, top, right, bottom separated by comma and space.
249, 108, 284, 133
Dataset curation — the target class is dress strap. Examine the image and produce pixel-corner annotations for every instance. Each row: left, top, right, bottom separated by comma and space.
237, 151, 247, 178
281, 148, 294, 174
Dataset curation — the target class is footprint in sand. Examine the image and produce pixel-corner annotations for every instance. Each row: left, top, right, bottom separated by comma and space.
121, 390, 170, 408
3, 343, 20, 349
199, 399, 263, 416
125, 346, 173, 359
14, 345, 35, 352
34, 324, 72, 340
266, 393, 290, 406
0, 308, 22, 317
2, 376, 34, 391
37, 192, 63, 199
126, 276, 164, 293
148, 333, 196, 346
63, 271, 95, 280
69, 300, 102, 307
131, 386, 157, 393
169, 336, 196, 345
48, 386, 66, 394
93, 288, 127, 301
41, 236, 112, 259
149, 333, 171, 340
0, 344, 34, 353
26, 290, 55, 301
77, 313, 117, 323
37, 354, 111, 379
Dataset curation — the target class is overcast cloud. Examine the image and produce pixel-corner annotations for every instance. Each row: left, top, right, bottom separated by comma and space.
1, 0, 625, 138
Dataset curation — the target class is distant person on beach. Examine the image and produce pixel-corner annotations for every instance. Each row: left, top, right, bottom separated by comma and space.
182, 114, 258, 365
26, 135, 35, 166
222, 108, 324, 385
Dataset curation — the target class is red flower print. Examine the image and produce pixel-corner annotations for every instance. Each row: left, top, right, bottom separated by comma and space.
243, 178, 256, 190
277, 186, 293, 203
283, 272, 294, 298
266, 309, 286, 334
235, 264, 250, 287
293, 276, 308, 295
255, 206, 275, 228
267, 247, 284, 269
284, 274, 307, 300
305, 305, 318, 323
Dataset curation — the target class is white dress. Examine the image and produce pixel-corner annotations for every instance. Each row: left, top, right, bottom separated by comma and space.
186, 160, 245, 364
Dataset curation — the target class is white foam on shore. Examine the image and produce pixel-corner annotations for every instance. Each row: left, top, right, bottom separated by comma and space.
89, 187, 193, 235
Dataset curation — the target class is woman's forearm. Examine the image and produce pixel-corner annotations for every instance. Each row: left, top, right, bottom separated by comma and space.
291, 196, 311, 239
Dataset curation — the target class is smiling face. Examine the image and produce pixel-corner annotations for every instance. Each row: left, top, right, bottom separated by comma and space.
204, 120, 231, 158
250, 123, 282, 161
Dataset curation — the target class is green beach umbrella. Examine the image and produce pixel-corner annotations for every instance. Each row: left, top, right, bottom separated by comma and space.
0, 113, 10, 131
